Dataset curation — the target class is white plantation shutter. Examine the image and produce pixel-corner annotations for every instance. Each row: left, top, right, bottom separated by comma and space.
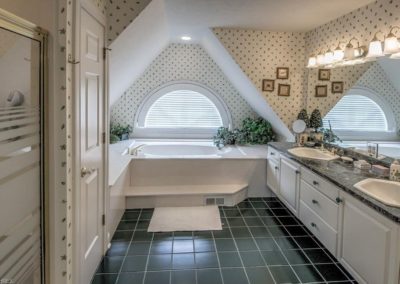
323, 95, 388, 131
144, 90, 223, 128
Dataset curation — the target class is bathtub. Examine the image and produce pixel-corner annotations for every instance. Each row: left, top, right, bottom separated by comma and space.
112, 140, 270, 208
125, 140, 260, 159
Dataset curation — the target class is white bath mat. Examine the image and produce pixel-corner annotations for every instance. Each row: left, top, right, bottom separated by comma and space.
148, 206, 222, 232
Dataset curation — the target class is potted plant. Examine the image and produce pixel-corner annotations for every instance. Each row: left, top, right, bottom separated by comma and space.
236, 117, 275, 145
110, 123, 133, 141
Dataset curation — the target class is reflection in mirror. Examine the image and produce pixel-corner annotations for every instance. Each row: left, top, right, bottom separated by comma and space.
306, 58, 400, 160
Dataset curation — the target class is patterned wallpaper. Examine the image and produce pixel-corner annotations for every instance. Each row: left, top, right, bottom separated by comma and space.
305, 0, 400, 125
306, 63, 372, 115
106, 0, 152, 44
356, 62, 400, 125
213, 28, 307, 127
111, 43, 257, 131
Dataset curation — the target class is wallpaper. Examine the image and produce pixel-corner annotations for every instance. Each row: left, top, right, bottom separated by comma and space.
111, 43, 257, 131
106, 0, 152, 44
356, 62, 400, 125
213, 28, 307, 127
304, 0, 400, 125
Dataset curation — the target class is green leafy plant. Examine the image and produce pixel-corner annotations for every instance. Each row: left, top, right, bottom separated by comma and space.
321, 121, 342, 144
213, 127, 236, 147
110, 134, 120, 144
110, 123, 133, 140
297, 109, 310, 127
239, 117, 275, 144
309, 109, 323, 130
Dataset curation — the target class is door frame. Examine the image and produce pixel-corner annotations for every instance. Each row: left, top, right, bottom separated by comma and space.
72, 1, 108, 283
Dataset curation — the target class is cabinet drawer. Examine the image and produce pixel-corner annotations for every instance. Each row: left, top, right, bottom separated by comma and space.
299, 201, 338, 256
267, 147, 280, 161
301, 168, 339, 201
300, 180, 339, 229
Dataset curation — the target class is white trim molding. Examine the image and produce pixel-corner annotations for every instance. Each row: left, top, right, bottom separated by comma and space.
134, 81, 233, 139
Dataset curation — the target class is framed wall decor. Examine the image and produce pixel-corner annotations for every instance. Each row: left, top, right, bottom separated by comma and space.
276, 67, 289, 79
318, 69, 331, 81
262, 79, 275, 92
315, 85, 328, 97
278, 84, 290, 96
332, 81, 344, 93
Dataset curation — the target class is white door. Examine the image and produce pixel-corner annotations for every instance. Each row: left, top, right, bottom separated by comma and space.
79, 8, 105, 284
279, 157, 300, 215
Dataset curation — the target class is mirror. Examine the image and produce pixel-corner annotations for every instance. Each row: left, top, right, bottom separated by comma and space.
305, 58, 400, 161
293, 119, 306, 134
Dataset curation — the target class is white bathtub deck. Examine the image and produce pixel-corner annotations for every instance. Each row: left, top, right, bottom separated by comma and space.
125, 184, 248, 196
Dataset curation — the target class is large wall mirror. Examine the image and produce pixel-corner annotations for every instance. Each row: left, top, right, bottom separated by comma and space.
0, 9, 46, 284
306, 58, 400, 160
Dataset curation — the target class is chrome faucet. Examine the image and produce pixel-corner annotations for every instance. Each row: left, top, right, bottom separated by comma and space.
367, 142, 379, 159
129, 144, 146, 156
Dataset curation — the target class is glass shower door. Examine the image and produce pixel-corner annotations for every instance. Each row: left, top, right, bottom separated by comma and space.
0, 23, 44, 284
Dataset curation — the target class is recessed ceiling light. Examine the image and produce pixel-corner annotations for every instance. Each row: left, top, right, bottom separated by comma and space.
181, 36, 192, 41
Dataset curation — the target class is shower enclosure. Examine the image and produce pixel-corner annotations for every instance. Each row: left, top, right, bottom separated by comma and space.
0, 9, 46, 284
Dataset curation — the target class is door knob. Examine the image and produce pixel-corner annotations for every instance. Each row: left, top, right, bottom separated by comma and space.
81, 167, 95, 177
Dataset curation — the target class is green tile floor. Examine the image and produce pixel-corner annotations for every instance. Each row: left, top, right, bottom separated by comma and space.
92, 198, 357, 284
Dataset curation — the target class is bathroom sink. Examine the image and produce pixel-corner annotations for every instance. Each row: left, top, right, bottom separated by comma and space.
288, 147, 339, 161
354, 179, 400, 208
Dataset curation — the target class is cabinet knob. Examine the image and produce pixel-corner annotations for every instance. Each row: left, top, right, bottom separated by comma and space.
336, 197, 343, 204
311, 222, 317, 228
295, 170, 300, 175
313, 181, 319, 186
270, 152, 275, 155
312, 199, 318, 204
275, 166, 279, 170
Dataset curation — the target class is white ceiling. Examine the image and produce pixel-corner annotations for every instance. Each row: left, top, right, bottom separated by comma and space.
165, 0, 374, 41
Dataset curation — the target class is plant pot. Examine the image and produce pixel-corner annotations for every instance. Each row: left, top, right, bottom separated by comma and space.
121, 133, 129, 140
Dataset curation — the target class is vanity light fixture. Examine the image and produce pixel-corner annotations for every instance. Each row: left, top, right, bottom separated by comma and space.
366, 31, 384, 58
333, 42, 345, 62
384, 26, 400, 55
316, 52, 326, 66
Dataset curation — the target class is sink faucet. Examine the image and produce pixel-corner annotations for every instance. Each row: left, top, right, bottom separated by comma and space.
367, 142, 379, 159
129, 144, 145, 156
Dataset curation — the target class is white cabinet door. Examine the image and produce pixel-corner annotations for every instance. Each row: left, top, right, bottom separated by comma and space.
267, 158, 280, 196
339, 191, 400, 284
279, 157, 300, 215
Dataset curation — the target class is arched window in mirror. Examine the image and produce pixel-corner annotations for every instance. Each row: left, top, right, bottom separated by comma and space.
323, 87, 396, 140
135, 82, 232, 138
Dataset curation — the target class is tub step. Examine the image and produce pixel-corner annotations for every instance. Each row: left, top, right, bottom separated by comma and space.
125, 184, 248, 209
125, 184, 248, 196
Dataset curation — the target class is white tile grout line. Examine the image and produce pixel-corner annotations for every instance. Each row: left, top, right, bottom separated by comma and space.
114, 209, 143, 284
221, 207, 252, 284
210, 230, 226, 284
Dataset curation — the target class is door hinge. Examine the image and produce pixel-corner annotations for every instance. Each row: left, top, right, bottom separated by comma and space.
102, 132, 106, 144
102, 214, 105, 226
103, 47, 111, 60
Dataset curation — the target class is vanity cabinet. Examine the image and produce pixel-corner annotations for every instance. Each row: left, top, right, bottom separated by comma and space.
338, 191, 400, 284
267, 148, 280, 195
299, 168, 340, 255
279, 157, 300, 215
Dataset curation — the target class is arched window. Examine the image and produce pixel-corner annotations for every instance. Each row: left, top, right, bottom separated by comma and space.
135, 82, 232, 138
323, 87, 396, 140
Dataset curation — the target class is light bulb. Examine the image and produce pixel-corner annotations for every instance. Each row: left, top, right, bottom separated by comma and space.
384, 36, 400, 54
366, 32, 384, 58
333, 49, 344, 62
307, 57, 317, 68
324, 51, 334, 64
316, 54, 325, 66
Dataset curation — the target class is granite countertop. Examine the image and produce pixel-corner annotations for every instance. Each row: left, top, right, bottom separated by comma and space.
269, 142, 400, 224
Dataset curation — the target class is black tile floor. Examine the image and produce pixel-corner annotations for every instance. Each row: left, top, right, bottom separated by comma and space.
92, 197, 357, 284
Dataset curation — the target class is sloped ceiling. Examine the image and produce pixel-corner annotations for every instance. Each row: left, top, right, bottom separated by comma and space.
109, 0, 375, 140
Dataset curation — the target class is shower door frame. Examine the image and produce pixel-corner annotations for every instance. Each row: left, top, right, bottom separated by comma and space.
0, 8, 48, 283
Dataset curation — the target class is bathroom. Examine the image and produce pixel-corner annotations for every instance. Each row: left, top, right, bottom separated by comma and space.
0, 0, 400, 283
